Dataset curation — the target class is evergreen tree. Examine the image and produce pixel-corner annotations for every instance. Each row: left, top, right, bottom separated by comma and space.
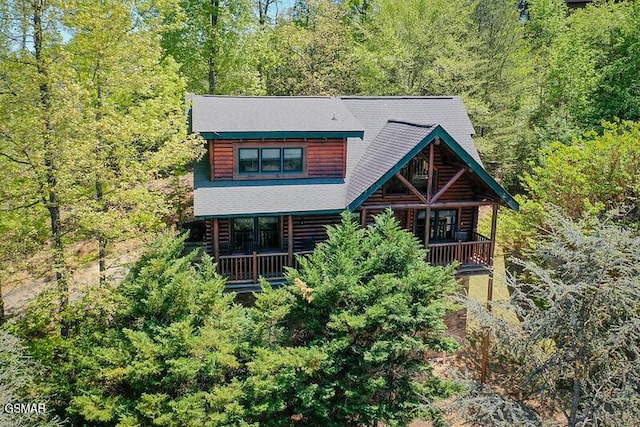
246, 211, 460, 426
0, 330, 63, 427
25, 234, 254, 425
455, 212, 640, 426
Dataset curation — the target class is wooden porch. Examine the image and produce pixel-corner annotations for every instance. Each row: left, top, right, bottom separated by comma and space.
216, 232, 493, 286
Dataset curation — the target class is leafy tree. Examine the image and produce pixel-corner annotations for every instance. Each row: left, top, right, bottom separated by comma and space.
0, 0, 84, 319
264, 0, 360, 96
0, 330, 63, 427
245, 211, 461, 426
15, 234, 253, 425
499, 120, 640, 259
63, 0, 203, 282
534, 1, 640, 135
454, 212, 640, 426
467, 0, 536, 190
162, 0, 261, 94
356, 0, 475, 97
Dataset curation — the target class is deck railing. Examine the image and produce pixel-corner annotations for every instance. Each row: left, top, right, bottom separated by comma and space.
427, 240, 491, 267
218, 251, 312, 283
218, 234, 492, 284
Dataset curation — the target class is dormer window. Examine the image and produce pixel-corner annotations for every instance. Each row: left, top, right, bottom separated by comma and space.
238, 146, 304, 176
283, 148, 303, 172
238, 148, 259, 173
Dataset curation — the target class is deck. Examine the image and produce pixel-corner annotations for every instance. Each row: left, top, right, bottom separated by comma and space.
216, 233, 492, 288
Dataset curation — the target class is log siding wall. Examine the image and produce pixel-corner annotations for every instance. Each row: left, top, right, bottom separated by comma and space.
208, 138, 346, 181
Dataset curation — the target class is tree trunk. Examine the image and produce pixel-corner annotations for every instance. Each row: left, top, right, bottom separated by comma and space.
96, 180, 107, 284
568, 376, 581, 427
569, 346, 584, 427
0, 279, 5, 325
208, 0, 220, 94
34, 0, 69, 334
95, 84, 107, 284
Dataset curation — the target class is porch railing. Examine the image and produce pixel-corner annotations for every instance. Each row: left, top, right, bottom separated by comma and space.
218, 251, 312, 284
427, 232, 492, 267
217, 234, 492, 284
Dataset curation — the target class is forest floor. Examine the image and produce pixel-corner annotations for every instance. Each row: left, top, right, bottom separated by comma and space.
2, 238, 146, 317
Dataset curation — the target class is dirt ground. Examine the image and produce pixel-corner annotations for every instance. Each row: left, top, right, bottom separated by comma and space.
2, 238, 146, 317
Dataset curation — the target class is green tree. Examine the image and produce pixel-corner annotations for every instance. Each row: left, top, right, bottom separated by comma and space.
264, 0, 360, 95
356, 0, 474, 97
0, 330, 63, 427
162, 0, 261, 94
499, 120, 640, 259
63, 0, 203, 282
455, 212, 640, 426
535, 1, 640, 135
18, 234, 253, 425
0, 0, 84, 321
468, 0, 536, 190
245, 211, 460, 426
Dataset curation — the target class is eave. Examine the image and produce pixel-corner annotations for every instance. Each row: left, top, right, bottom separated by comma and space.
198, 130, 364, 140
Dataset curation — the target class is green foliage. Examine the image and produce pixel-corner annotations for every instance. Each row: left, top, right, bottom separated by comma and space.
534, 1, 640, 136
499, 120, 640, 259
456, 212, 640, 426
11, 216, 460, 425
264, 0, 361, 96
246, 211, 461, 426
13, 234, 253, 426
162, 0, 261, 94
0, 330, 63, 427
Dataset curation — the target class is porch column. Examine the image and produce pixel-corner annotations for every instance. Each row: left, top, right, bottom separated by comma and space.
481, 203, 500, 383
288, 215, 293, 266
424, 207, 431, 247
425, 143, 435, 246
361, 209, 367, 227
213, 218, 220, 265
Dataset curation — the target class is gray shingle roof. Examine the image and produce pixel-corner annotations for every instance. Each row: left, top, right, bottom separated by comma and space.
346, 121, 436, 204
194, 182, 346, 216
192, 96, 506, 217
340, 96, 480, 168
191, 95, 363, 134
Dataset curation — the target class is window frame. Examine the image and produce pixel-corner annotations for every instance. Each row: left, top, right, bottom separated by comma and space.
235, 142, 307, 179
232, 216, 281, 253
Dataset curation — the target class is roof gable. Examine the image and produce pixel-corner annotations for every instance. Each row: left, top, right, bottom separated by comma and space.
346, 124, 519, 211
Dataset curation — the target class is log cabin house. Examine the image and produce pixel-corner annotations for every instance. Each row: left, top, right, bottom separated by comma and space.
190, 96, 518, 290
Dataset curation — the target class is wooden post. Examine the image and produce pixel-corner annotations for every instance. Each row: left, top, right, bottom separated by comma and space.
480, 203, 500, 383
361, 209, 367, 227
252, 251, 258, 284
456, 239, 462, 263
288, 215, 293, 266
424, 143, 435, 247
424, 207, 431, 247
213, 218, 220, 266
209, 140, 215, 181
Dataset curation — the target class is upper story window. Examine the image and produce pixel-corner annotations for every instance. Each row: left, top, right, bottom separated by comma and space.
238, 147, 304, 175
384, 159, 438, 196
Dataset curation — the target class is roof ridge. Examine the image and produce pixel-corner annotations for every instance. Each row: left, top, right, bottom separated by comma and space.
341, 96, 456, 100
193, 95, 336, 99
387, 119, 434, 128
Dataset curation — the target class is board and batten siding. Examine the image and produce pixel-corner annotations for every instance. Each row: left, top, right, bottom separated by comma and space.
208, 138, 346, 181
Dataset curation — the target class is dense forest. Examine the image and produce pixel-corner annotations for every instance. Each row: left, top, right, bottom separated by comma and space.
1, 0, 640, 426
